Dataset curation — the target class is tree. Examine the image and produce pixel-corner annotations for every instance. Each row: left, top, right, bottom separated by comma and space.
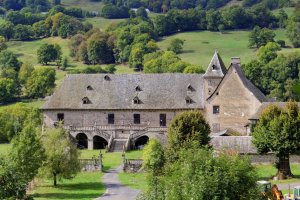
0, 77, 18, 103
37, 43, 62, 65
25, 67, 56, 98
287, 7, 300, 47
249, 26, 276, 48
18, 62, 34, 85
167, 38, 184, 54
0, 50, 21, 72
13, 24, 33, 40
0, 36, 7, 52
252, 102, 300, 179
61, 57, 69, 70
183, 65, 205, 73
40, 127, 80, 186
166, 110, 210, 161
257, 42, 281, 63
0, 21, 14, 40
136, 7, 148, 19
142, 139, 165, 175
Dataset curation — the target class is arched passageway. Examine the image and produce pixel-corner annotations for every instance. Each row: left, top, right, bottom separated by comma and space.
76, 133, 88, 149
93, 136, 108, 149
134, 136, 149, 149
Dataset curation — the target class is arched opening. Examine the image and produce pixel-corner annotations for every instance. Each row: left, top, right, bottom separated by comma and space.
134, 136, 149, 149
76, 133, 88, 149
93, 136, 108, 149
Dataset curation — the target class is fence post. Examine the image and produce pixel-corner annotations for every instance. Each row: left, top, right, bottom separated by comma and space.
99, 152, 103, 172
122, 153, 126, 172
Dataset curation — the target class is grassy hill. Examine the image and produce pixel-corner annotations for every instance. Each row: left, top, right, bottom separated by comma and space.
158, 29, 299, 67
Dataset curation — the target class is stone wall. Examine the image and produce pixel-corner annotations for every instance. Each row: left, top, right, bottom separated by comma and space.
205, 66, 262, 134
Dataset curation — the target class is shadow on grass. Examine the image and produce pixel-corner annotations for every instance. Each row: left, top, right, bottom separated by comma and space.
32, 182, 105, 199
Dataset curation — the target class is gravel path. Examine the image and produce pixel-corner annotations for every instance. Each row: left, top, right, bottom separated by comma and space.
95, 166, 140, 200
277, 182, 300, 190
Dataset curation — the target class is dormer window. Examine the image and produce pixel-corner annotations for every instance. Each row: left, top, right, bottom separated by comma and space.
185, 96, 194, 104
133, 96, 142, 104
187, 84, 195, 92
212, 65, 217, 70
82, 97, 91, 104
104, 75, 111, 81
135, 85, 142, 92
87, 85, 93, 90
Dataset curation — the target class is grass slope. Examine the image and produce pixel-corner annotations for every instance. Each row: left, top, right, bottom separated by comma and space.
119, 172, 147, 190
61, 0, 104, 12
158, 29, 298, 67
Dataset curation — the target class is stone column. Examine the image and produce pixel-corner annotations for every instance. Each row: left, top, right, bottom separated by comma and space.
88, 138, 93, 150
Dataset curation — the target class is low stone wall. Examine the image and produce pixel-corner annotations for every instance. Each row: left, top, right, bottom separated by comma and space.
242, 154, 300, 164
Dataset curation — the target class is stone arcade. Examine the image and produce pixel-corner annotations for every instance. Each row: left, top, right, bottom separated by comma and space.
41, 52, 270, 151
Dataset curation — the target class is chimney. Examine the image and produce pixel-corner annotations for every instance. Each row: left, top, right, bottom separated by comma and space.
231, 57, 241, 65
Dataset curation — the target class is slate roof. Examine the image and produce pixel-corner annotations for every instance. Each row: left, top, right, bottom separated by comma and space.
203, 51, 227, 78
249, 102, 300, 120
207, 62, 268, 103
41, 73, 205, 110
210, 136, 257, 154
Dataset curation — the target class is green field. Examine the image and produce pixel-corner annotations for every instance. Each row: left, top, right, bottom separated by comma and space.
119, 172, 147, 190
158, 29, 299, 67
61, 0, 104, 12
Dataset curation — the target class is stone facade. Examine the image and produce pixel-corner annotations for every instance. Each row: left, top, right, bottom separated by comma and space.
41, 52, 269, 150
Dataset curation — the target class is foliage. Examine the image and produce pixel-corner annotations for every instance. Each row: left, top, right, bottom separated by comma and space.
248, 26, 276, 48
0, 20, 13, 40
0, 77, 18, 103
25, 67, 56, 98
18, 62, 34, 85
257, 42, 281, 63
166, 110, 210, 162
167, 38, 184, 54
183, 65, 205, 73
142, 139, 165, 175
139, 148, 259, 200
0, 50, 21, 72
143, 51, 192, 73
37, 43, 62, 65
252, 102, 300, 178
101, 4, 129, 19
0, 36, 7, 52
0, 103, 41, 143
40, 127, 81, 186
61, 56, 69, 70
287, 6, 300, 47
243, 52, 300, 101
13, 24, 34, 40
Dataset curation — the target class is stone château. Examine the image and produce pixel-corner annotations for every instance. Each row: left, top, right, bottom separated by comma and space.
41, 52, 270, 151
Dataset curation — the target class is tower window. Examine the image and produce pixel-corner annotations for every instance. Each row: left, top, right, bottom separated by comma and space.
212, 65, 217, 70
82, 97, 91, 104
57, 113, 64, 121
108, 114, 114, 124
213, 106, 220, 114
133, 114, 140, 124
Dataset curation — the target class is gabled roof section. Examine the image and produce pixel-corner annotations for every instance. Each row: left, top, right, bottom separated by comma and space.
207, 63, 268, 103
41, 74, 205, 110
204, 51, 227, 78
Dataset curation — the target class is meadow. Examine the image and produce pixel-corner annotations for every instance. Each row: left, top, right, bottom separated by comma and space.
157, 29, 300, 66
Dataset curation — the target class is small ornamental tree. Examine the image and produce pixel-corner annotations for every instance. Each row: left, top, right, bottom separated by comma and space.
167, 110, 210, 161
40, 126, 80, 186
252, 101, 300, 179
167, 38, 184, 54
142, 139, 165, 175
37, 43, 62, 65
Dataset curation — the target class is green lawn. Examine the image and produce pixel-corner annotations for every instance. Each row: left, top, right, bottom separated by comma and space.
256, 164, 300, 184
119, 172, 147, 190
157, 29, 299, 67
31, 172, 104, 200
85, 17, 125, 30
61, 0, 104, 12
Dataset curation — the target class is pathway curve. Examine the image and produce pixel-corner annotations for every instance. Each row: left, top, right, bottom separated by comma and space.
95, 166, 140, 200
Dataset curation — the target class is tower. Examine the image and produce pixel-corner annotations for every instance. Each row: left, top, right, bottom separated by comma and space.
203, 51, 227, 98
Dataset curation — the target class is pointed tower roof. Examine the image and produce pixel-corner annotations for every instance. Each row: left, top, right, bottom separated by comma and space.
204, 51, 227, 78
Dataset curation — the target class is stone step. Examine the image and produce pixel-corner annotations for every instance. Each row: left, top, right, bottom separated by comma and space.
111, 140, 127, 152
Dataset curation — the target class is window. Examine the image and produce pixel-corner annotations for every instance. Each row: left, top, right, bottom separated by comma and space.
87, 85, 93, 90
135, 86, 142, 92
160, 114, 166, 127
57, 113, 64, 121
133, 114, 140, 124
133, 96, 142, 104
108, 114, 114, 124
82, 97, 91, 104
212, 65, 217, 70
213, 106, 220, 114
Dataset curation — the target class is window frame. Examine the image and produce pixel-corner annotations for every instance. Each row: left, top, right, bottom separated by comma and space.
213, 105, 220, 114
108, 113, 114, 124
133, 113, 141, 124
57, 113, 64, 121
159, 113, 166, 127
